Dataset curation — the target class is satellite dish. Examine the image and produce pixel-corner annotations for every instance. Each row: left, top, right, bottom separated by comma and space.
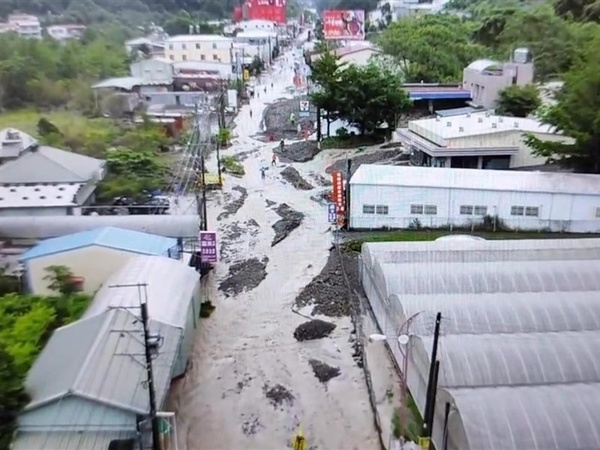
397, 335, 410, 345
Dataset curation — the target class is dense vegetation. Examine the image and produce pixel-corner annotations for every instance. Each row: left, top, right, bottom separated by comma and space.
0, 267, 92, 450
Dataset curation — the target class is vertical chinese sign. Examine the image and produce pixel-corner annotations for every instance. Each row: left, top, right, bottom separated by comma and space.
331, 171, 345, 226
199, 231, 219, 263
323, 10, 365, 41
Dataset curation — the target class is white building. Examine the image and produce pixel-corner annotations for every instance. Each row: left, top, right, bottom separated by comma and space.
130, 57, 174, 83
348, 165, 600, 233
311, 43, 381, 67
19, 227, 180, 295
234, 30, 276, 63
125, 36, 166, 58
2, 14, 42, 39
46, 24, 87, 41
165, 35, 234, 63
236, 19, 277, 32
398, 112, 571, 169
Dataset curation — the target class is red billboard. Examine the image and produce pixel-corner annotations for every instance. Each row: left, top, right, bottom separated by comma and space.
246, 0, 287, 24
323, 10, 365, 40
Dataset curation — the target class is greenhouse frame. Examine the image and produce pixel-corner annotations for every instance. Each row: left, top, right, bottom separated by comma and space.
360, 237, 600, 450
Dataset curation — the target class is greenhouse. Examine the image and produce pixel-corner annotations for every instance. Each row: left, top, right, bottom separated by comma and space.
360, 239, 600, 450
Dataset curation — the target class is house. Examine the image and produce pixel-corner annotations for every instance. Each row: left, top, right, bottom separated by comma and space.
129, 57, 174, 83
2, 14, 42, 39
234, 30, 276, 63
348, 164, 600, 233
463, 50, 534, 109
47, 24, 87, 41
91, 76, 170, 95
84, 255, 202, 377
125, 37, 166, 58
397, 112, 569, 169
12, 307, 181, 450
19, 227, 180, 295
165, 35, 235, 64
0, 129, 106, 217
360, 238, 600, 450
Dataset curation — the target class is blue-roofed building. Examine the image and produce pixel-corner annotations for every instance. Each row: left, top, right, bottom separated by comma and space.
20, 227, 181, 295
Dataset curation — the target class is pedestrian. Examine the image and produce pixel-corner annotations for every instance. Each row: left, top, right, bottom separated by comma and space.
272, 154, 277, 166
250, 109, 253, 118
271, 82, 273, 89
260, 167, 267, 179
264, 87, 267, 94
279, 139, 285, 152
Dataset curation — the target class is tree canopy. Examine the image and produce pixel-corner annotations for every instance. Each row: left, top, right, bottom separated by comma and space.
496, 84, 541, 118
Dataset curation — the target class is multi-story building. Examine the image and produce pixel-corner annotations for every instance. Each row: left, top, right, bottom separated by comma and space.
165, 35, 235, 64
46, 24, 87, 42
234, 30, 276, 63
2, 14, 42, 39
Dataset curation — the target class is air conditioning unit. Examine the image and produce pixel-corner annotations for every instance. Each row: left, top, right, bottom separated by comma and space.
514, 122, 519, 128
491, 123, 497, 128
498, 117, 504, 123
459, 127, 464, 132
446, 121, 451, 127
478, 117, 483, 123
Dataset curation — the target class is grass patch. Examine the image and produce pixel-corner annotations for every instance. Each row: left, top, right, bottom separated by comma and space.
392, 392, 422, 442
321, 134, 385, 149
343, 229, 600, 252
221, 155, 245, 176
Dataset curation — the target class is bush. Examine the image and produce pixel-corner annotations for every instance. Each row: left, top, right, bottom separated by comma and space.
218, 128, 232, 146
321, 134, 386, 149
221, 155, 245, 176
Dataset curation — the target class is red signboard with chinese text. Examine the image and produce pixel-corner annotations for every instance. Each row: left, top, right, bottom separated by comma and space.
245, 0, 287, 24
323, 10, 365, 40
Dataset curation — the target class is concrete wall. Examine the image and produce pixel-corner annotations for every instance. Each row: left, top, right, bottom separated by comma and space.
166, 38, 234, 64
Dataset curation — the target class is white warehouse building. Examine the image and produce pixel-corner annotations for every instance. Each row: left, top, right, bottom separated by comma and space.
348, 165, 600, 233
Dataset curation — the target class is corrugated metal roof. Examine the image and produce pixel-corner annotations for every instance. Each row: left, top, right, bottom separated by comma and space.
0, 145, 104, 184
19, 226, 178, 261
24, 308, 181, 414
0, 215, 199, 239
350, 164, 600, 195
11, 430, 136, 450
466, 59, 499, 72
85, 255, 199, 328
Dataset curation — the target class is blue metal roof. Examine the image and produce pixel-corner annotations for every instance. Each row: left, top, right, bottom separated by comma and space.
409, 91, 472, 100
20, 227, 178, 261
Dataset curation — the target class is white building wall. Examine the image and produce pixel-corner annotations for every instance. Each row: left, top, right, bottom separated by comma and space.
26, 246, 145, 296
172, 283, 202, 377
130, 59, 173, 82
18, 397, 136, 431
0, 207, 68, 218
165, 37, 234, 63
350, 184, 600, 233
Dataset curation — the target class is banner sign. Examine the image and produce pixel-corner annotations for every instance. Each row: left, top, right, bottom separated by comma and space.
299, 100, 310, 117
328, 203, 337, 224
331, 171, 344, 208
323, 10, 365, 41
199, 231, 218, 263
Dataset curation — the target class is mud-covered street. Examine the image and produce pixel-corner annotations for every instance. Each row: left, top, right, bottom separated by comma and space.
168, 41, 404, 450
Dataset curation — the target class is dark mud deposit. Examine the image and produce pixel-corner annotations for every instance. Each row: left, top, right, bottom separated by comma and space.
218, 256, 269, 296
263, 384, 295, 408
326, 149, 407, 176
280, 166, 314, 190
293, 319, 337, 341
274, 141, 321, 163
309, 172, 332, 186
265, 199, 276, 207
309, 359, 341, 384
262, 97, 315, 140
295, 249, 361, 317
272, 203, 304, 247
310, 189, 332, 206
217, 185, 248, 220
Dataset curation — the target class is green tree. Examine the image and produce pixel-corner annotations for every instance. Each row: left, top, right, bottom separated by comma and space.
526, 32, 600, 173
376, 14, 486, 82
496, 84, 541, 117
0, 343, 29, 450
309, 51, 345, 136
336, 63, 412, 135
106, 149, 162, 177
44, 266, 78, 296
555, 0, 600, 22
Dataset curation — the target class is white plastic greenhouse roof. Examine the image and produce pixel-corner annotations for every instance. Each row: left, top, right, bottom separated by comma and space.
361, 238, 600, 267
441, 383, 600, 450
85, 255, 199, 328
391, 291, 600, 335
378, 259, 600, 297
415, 331, 600, 388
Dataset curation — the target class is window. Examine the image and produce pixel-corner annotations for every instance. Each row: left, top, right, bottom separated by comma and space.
182, 55, 187, 61
511, 206, 525, 216
474, 205, 487, 216
201, 54, 206, 61
363, 205, 375, 214
525, 206, 539, 217
181, 44, 187, 50
376, 205, 389, 215
410, 204, 424, 215
196, 43, 201, 49
212, 43, 217, 49
213, 54, 219, 61
169, 55, 174, 60
460, 205, 473, 215
596, 207, 600, 218
424, 205, 437, 215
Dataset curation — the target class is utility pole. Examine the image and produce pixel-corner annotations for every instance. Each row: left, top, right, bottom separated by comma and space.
422, 312, 442, 440
140, 299, 161, 450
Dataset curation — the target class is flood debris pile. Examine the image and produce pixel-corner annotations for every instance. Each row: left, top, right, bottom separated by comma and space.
308, 359, 341, 384
325, 149, 404, 176
310, 189, 332, 206
217, 185, 248, 221
295, 249, 359, 317
263, 384, 295, 409
293, 319, 337, 341
218, 257, 269, 296
271, 203, 304, 246
280, 166, 314, 190
275, 141, 321, 163
310, 172, 332, 186
262, 97, 315, 140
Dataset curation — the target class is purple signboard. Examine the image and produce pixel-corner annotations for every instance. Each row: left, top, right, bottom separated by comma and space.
199, 231, 218, 263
